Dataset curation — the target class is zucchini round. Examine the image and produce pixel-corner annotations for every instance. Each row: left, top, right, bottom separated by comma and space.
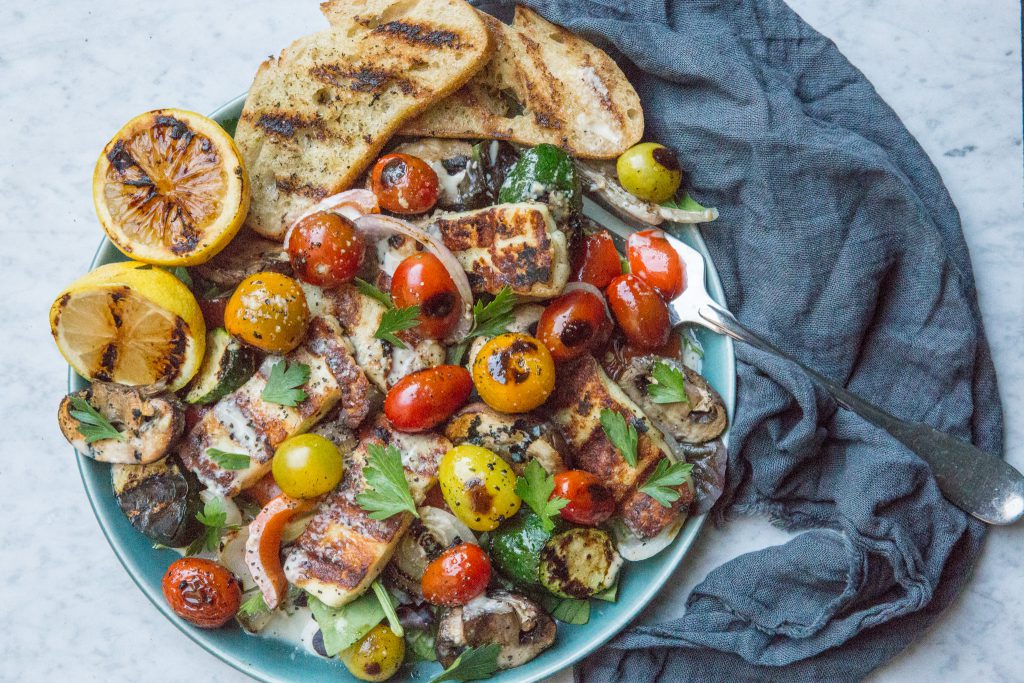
538, 527, 622, 599
488, 509, 554, 588
185, 327, 256, 404
111, 455, 202, 547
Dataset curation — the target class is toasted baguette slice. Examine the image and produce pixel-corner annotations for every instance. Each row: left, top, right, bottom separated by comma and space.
236, 0, 494, 240
397, 7, 643, 159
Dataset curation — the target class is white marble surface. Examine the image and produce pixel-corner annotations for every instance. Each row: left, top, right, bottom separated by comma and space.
1, 1, 1020, 681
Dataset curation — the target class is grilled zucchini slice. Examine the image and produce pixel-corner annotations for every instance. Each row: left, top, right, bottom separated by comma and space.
538, 528, 622, 599
111, 455, 202, 547
489, 509, 556, 589
185, 327, 256, 404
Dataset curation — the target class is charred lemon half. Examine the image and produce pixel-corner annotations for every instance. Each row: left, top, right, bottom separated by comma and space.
93, 109, 249, 266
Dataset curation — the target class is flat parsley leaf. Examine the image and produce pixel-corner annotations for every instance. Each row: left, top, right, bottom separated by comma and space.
206, 447, 251, 471
354, 277, 395, 309
600, 409, 638, 468
185, 496, 238, 556
237, 590, 270, 618
647, 361, 690, 405
261, 360, 310, 406
356, 444, 419, 520
446, 287, 518, 364
429, 644, 501, 683
639, 459, 694, 507
375, 306, 421, 350
371, 579, 404, 637
68, 396, 124, 443
514, 460, 568, 532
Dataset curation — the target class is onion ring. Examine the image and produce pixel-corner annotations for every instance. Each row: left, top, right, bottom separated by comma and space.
355, 213, 474, 342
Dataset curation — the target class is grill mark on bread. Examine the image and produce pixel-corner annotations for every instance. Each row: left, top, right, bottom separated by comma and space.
310, 63, 417, 95
372, 20, 462, 48
275, 176, 329, 200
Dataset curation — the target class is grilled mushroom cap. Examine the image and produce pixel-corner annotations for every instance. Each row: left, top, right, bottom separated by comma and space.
603, 352, 727, 444
192, 230, 290, 290
435, 590, 557, 669
58, 382, 184, 463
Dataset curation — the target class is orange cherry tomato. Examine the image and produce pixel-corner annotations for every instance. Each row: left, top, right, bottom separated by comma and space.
286, 211, 366, 287
390, 252, 462, 339
536, 289, 612, 362
606, 274, 671, 350
572, 230, 622, 289
224, 272, 309, 353
161, 557, 242, 629
421, 542, 491, 606
371, 153, 439, 215
552, 470, 616, 526
626, 229, 685, 300
384, 365, 473, 432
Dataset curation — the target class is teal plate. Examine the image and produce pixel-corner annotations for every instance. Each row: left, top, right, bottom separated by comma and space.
72, 95, 735, 682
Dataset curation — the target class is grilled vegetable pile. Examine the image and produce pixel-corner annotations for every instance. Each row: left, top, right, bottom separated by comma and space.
51, 5, 729, 681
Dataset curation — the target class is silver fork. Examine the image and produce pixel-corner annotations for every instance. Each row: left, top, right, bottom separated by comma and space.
596, 207, 1023, 524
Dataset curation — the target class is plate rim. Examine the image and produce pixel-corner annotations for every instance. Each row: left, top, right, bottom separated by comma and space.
71, 94, 736, 683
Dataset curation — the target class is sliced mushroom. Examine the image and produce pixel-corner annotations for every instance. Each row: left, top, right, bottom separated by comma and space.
577, 160, 718, 225
435, 590, 557, 669
58, 382, 184, 463
602, 352, 727, 444
444, 402, 569, 475
385, 506, 477, 599
193, 230, 290, 289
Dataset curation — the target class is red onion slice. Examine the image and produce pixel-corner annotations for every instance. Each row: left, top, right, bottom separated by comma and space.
355, 213, 474, 342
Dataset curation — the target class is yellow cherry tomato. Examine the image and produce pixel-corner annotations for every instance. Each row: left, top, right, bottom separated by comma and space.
616, 142, 683, 203
340, 624, 405, 682
472, 333, 555, 414
271, 434, 343, 499
438, 444, 521, 531
224, 272, 309, 353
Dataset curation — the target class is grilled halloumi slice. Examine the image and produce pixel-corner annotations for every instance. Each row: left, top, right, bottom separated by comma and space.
430, 203, 569, 299
549, 354, 689, 539
178, 316, 370, 496
444, 402, 568, 475
284, 416, 452, 606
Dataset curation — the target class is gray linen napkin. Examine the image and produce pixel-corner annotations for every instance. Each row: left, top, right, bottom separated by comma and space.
474, 0, 1004, 680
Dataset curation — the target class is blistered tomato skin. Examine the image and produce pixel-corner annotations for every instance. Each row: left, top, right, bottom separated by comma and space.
371, 153, 439, 215
616, 142, 683, 204
572, 230, 622, 289
340, 623, 406, 682
472, 333, 556, 414
161, 557, 242, 629
272, 434, 344, 499
384, 365, 473, 432
627, 229, 685, 300
606, 274, 671, 350
224, 272, 309, 353
439, 444, 522, 531
552, 470, 616, 526
390, 252, 462, 339
286, 211, 366, 287
536, 290, 612, 362
421, 542, 492, 606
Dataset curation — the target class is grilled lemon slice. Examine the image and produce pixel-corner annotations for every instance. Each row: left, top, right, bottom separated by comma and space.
93, 109, 249, 266
50, 261, 206, 391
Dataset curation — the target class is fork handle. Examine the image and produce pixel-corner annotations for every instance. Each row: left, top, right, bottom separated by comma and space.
697, 301, 1024, 525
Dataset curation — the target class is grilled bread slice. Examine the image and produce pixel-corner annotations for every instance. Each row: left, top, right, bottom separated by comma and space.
284, 415, 451, 606
178, 316, 371, 496
236, 0, 494, 240
399, 7, 643, 159
549, 355, 690, 539
430, 202, 569, 299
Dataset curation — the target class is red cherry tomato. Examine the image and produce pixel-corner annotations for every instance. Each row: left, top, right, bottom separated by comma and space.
536, 289, 612, 362
572, 230, 622, 289
552, 470, 616, 526
626, 229, 685, 300
161, 557, 242, 629
371, 153, 439, 215
384, 365, 473, 432
286, 211, 366, 287
606, 274, 671, 350
391, 252, 462, 339
421, 543, 491, 606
